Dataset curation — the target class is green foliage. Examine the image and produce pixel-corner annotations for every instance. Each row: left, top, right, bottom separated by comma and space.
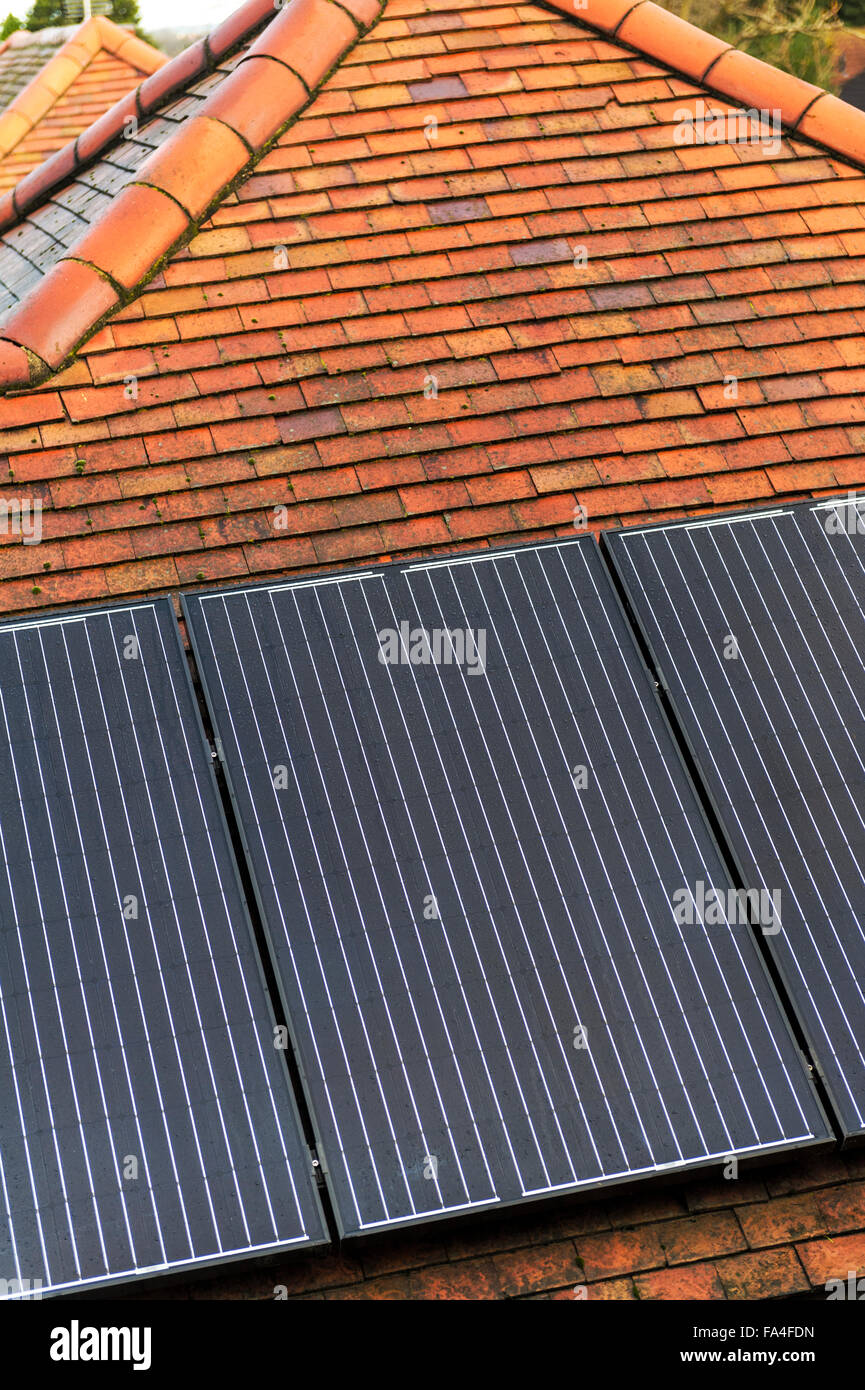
666, 0, 843, 92
25, 0, 145, 31
839, 0, 865, 26
0, 12, 22, 37
24, 0, 65, 30
108, 0, 140, 22
717, 0, 842, 90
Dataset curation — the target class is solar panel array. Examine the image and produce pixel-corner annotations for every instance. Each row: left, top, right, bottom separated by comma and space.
0, 601, 326, 1299
605, 496, 865, 1140
184, 538, 829, 1239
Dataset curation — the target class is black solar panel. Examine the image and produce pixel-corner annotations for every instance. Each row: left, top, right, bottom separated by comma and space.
0, 600, 327, 1298
184, 538, 830, 1238
605, 495, 865, 1141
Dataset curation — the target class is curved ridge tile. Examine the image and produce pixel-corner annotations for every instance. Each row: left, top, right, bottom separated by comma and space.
797, 92, 865, 164
70, 184, 191, 291
244, 0, 359, 88
135, 38, 210, 114
7, 140, 79, 221
615, 2, 730, 81
2, 259, 119, 370
0, 17, 165, 170
206, 0, 281, 63
202, 56, 307, 148
0, 0, 309, 234
704, 47, 822, 126
543, 0, 865, 171
8, 0, 865, 398
75, 89, 141, 164
97, 22, 166, 76
0, 0, 381, 391
0, 336, 35, 390
134, 114, 251, 218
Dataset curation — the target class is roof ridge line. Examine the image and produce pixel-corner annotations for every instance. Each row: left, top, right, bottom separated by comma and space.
90, 14, 165, 72
544, 0, 865, 169
0, 0, 383, 395
0, 0, 280, 236
0, 16, 165, 171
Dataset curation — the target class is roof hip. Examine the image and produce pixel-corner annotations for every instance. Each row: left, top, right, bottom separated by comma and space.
1, 0, 864, 397
544, 0, 865, 165
0, 16, 164, 169
0, 0, 381, 394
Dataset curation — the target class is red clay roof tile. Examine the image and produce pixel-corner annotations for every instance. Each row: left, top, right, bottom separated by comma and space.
246, 0, 360, 88
797, 91, 865, 163
0, 0, 378, 389
616, 3, 730, 81
71, 185, 192, 292
704, 46, 822, 125
80, 97, 144, 169
136, 115, 252, 218
0, 336, 33, 388
0, 0, 855, 602
0, 18, 164, 196
202, 56, 308, 148
207, 0, 278, 63
7, 137, 78, 212
136, 38, 209, 112
2, 258, 118, 368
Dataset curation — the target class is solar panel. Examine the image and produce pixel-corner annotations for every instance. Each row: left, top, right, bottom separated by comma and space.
183, 538, 830, 1238
605, 495, 865, 1141
0, 600, 327, 1299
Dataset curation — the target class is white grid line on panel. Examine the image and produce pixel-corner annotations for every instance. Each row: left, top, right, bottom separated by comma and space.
146, 612, 310, 1240
0, 603, 318, 1295
190, 542, 824, 1234
206, 595, 386, 1232
553, 551, 809, 1136
617, 519, 865, 1130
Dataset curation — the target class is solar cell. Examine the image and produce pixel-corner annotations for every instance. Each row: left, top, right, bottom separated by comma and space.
605, 497, 865, 1141
183, 537, 830, 1238
0, 600, 327, 1299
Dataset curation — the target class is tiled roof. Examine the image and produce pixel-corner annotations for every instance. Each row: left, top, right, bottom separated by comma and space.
0, 0, 862, 612
0, 27, 79, 109
2, 0, 865, 1298
0, 17, 165, 195
0, 0, 376, 377
0, 48, 249, 318
129, 1149, 864, 1300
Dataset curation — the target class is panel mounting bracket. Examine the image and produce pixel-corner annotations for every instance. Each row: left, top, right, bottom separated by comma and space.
309, 1148, 327, 1188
